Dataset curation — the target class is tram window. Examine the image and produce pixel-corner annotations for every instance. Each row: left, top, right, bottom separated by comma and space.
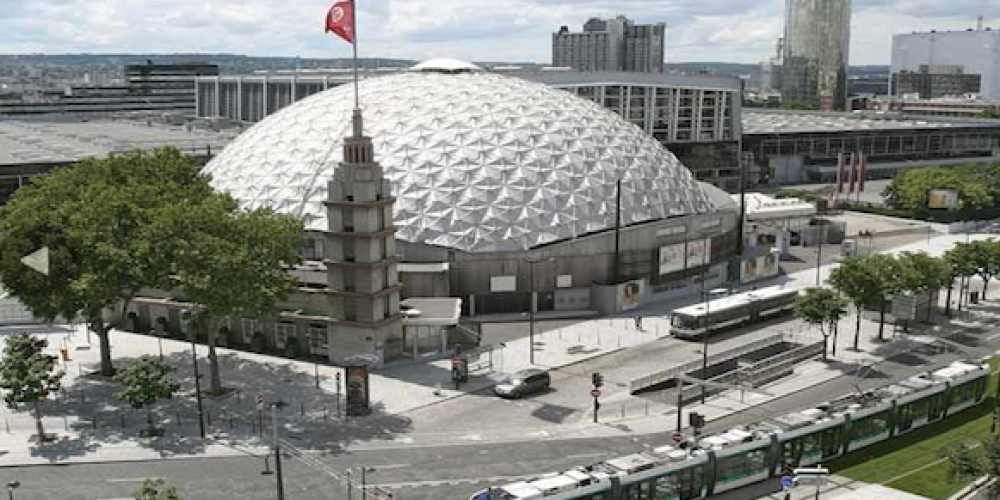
821, 426, 843, 458
716, 448, 768, 483
950, 382, 979, 407
850, 412, 889, 442
801, 433, 822, 459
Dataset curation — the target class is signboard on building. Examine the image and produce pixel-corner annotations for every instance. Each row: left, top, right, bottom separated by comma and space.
686, 238, 712, 267
658, 243, 686, 275
616, 280, 644, 312
927, 189, 959, 209
489, 276, 516, 292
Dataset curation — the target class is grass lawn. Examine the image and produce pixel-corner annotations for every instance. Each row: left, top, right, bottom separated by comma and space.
826, 358, 999, 500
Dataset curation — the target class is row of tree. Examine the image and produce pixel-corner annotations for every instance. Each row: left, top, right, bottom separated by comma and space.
0, 333, 180, 441
795, 239, 1000, 359
0, 148, 306, 389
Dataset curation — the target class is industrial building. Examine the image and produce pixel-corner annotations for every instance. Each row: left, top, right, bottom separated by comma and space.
0, 115, 239, 205
194, 67, 744, 190
781, 0, 852, 110
172, 60, 741, 364
0, 62, 217, 118
742, 109, 1000, 185
892, 28, 1000, 100
895, 65, 982, 99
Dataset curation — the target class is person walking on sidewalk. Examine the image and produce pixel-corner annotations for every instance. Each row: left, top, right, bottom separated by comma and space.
634, 315, 643, 331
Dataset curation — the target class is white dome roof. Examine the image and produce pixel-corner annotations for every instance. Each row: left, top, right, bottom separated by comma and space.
204, 71, 714, 253
411, 58, 483, 73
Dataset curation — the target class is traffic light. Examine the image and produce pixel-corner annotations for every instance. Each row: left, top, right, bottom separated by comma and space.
592, 372, 604, 388
689, 412, 705, 429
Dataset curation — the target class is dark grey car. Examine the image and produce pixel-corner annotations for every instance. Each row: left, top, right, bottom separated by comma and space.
494, 369, 551, 398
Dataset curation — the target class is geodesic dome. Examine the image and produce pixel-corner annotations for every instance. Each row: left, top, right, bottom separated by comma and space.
203, 63, 714, 253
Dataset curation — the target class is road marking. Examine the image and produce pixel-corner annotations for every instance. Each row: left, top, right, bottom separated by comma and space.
567, 452, 605, 460
460, 434, 482, 441
371, 463, 409, 470
105, 477, 161, 483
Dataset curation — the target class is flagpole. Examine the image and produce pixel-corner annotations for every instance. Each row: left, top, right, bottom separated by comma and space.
351, 0, 359, 111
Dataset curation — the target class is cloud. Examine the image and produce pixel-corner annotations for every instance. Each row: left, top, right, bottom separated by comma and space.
0, 0, 990, 65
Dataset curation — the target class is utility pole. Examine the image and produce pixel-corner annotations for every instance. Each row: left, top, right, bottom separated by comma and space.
189, 320, 206, 439
815, 222, 826, 286
272, 402, 287, 500
528, 259, 536, 366
701, 271, 711, 405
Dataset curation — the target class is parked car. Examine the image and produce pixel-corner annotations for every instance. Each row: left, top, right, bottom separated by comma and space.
493, 369, 551, 398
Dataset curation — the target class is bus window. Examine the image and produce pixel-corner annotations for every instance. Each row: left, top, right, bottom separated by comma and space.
671, 314, 700, 330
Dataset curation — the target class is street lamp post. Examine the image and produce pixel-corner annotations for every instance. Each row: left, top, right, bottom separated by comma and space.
6, 481, 19, 500
700, 275, 727, 405
187, 313, 206, 440
271, 401, 287, 500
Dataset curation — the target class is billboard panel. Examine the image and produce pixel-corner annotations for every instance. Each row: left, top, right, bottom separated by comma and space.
927, 189, 959, 209
658, 243, 686, 275
616, 280, 644, 312
686, 238, 712, 267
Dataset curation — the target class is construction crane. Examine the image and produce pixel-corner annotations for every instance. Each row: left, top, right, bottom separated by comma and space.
979, 0, 990, 30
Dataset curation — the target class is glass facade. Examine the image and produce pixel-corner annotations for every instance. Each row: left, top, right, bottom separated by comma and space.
782, 0, 851, 110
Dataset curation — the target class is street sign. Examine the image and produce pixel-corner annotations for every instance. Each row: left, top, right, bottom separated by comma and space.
256, 394, 265, 411
590, 389, 601, 398
780, 475, 794, 488
671, 432, 683, 444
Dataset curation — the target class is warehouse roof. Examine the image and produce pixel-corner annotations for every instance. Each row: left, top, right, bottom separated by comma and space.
742, 109, 1000, 135
0, 117, 239, 166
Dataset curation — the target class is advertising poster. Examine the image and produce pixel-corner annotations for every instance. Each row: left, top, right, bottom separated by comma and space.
617, 279, 644, 312
686, 238, 712, 267
658, 243, 686, 275
927, 189, 959, 210
345, 365, 371, 416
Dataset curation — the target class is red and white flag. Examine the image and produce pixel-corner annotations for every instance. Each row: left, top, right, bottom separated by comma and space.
325, 1, 355, 43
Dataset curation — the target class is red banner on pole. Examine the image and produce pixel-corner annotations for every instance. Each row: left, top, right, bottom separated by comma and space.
847, 152, 857, 194
858, 153, 867, 193
325, 1, 355, 43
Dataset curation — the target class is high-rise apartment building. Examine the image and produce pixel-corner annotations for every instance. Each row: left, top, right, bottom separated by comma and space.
892, 29, 1000, 100
781, 0, 852, 110
894, 65, 981, 99
552, 16, 665, 73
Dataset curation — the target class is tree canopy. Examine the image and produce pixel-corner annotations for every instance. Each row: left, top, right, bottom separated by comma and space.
794, 287, 847, 360
882, 163, 1000, 218
0, 334, 63, 440
0, 147, 305, 376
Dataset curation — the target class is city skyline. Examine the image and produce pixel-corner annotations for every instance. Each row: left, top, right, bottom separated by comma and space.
1, 0, 996, 66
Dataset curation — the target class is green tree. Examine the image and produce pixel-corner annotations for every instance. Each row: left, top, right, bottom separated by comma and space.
896, 252, 951, 321
969, 239, 1000, 300
0, 334, 63, 441
132, 478, 181, 500
944, 243, 978, 315
794, 288, 848, 361
114, 358, 179, 433
829, 256, 884, 350
943, 435, 1000, 500
868, 254, 905, 340
881, 167, 993, 217
164, 198, 304, 393
0, 148, 217, 376
981, 107, 1000, 119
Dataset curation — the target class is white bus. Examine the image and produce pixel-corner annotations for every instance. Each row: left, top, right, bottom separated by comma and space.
670, 286, 800, 338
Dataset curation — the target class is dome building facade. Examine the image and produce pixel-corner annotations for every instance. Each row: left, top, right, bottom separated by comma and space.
165, 60, 740, 363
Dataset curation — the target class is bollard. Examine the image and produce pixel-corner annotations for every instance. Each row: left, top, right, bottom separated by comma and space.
176, 411, 182, 427
80, 390, 85, 404
577, 331, 581, 342
120, 414, 126, 432
618, 334, 621, 348
229, 416, 234, 429
5, 416, 9, 433
207, 411, 212, 427
324, 405, 328, 422
236, 390, 242, 405
91, 417, 97, 430
64, 415, 68, 430
300, 401, 305, 416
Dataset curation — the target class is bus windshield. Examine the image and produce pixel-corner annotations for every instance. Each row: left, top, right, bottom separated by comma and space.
671, 313, 700, 330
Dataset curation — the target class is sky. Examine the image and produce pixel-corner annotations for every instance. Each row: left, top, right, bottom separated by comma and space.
0, 0, 994, 65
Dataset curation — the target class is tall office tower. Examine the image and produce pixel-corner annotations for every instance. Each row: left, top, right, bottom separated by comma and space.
782, 0, 852, 110
552, 16, 666, 73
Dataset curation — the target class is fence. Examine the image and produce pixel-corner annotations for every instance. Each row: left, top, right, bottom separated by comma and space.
628, 333, 786, 394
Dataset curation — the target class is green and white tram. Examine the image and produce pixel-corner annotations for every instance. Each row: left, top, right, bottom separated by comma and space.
471, 360, 989, 500
669, 286, 800, 339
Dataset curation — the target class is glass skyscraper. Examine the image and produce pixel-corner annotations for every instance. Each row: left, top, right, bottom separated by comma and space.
782, 0, 852, 110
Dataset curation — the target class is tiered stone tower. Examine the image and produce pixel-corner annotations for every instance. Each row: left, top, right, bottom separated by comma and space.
322, 109, 403, 365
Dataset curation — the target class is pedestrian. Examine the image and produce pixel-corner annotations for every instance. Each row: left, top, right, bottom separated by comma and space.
635, 315, 643, 331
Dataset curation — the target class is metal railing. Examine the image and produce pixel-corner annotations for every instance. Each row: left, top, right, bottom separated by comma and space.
628, 333, 785, 394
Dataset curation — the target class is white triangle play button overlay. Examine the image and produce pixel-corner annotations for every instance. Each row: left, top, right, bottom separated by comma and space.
21, 246, 49, 276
